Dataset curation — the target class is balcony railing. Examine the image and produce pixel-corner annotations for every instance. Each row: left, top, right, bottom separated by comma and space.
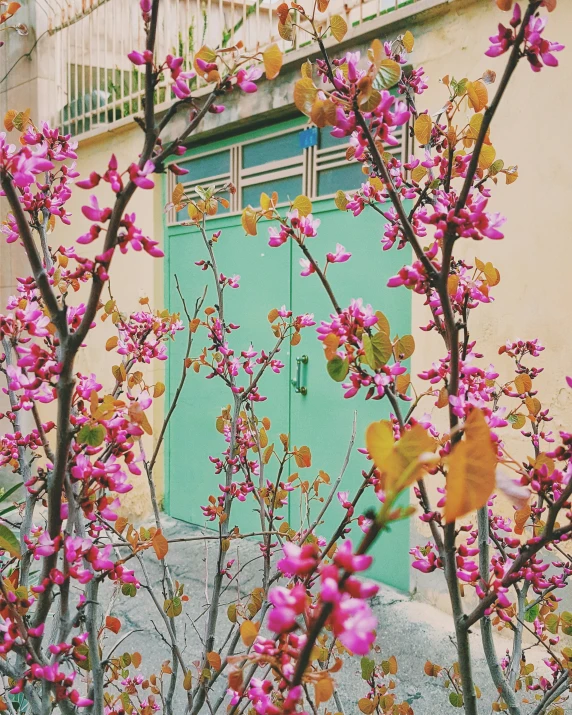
44, 0, 423, 140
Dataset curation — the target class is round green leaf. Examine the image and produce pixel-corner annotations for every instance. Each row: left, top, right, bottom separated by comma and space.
363, 332, 392, 369
0, 525, 20, 558
374, 59, 401, 90
327, 357, 349, 382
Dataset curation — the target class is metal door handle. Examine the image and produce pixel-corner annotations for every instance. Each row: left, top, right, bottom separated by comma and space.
292, 355, 308, 395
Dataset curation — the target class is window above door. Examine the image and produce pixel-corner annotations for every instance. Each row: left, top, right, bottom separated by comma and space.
166, 115, 408, 225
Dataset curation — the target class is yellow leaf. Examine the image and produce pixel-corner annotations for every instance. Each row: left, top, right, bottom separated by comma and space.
448, 274, 460, 295
153, 382, 165, 398
466, 80, 488, 113
292, 195, 312, 217
374, 311, 390, 335
414, 114, 432, 146
514, 502, 530, 535
395, 373, 410, 395
515, 373, 532, 394
478, 144, 496, 170
293, 78, 318, 117
172, 183, 184, 205
187, 202, 203, 221
315, 677, 334, 705
330, 14, 347, 42
369, 39, 384, 70
106, 336, 118, 351
263, 43, 283, 80
511, 414, 526, 430
525, 397, 541, 416
358, 86, 381, 113
504, 165, 518, 184
444, 409, 496, 523
241, 206, 258, 236
3, 109, 17, 132
12, 108, 30, 132
112, 364, 126, 383
301, 60, 313, 78
375, 59, 401, 90
240, 620, 259, 647
310, 97, 337, 128
411, 164, 427, 183
263, 443, 274, 464
322, 333, 339, 361
393, 335, 415, 360
278, 16, 294, 42
402, 30, 414, 52
483, 261, 500, 286
183, 670, 193, 690
334, 190, 348, 211
366, 421, 436, 494
358, 698, 376, 714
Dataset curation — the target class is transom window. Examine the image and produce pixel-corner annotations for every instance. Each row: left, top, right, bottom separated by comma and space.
166, 118, 406, 225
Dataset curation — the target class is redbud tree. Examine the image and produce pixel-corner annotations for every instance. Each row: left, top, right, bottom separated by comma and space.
0, 0, 569, 713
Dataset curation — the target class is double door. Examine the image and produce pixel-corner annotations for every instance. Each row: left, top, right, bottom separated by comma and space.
165, 194, 412, 591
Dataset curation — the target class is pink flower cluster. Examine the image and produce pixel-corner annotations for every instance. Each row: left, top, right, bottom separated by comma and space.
486, 3, 563, 72
268, 540, 378, 655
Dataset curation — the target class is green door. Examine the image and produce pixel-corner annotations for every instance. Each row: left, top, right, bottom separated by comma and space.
288, 198, 411, 591
165, 216, 292, 532
165, 117, 412, 590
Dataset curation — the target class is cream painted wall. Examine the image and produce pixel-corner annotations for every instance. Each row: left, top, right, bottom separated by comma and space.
403, 0, 572, 610
28, 124, 168, 520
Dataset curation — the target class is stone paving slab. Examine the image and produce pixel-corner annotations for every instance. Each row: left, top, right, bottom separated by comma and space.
101, 515, 548, 714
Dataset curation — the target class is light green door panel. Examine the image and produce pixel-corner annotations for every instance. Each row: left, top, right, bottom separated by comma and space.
165, 215, 292, 532
289, 198, 412, 591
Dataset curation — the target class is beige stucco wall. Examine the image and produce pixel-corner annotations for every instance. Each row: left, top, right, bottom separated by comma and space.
405, 0, 572, 610
58, 127, 167, 519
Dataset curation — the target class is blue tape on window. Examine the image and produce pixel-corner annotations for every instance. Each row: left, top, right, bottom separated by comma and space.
299, 127, 318, 149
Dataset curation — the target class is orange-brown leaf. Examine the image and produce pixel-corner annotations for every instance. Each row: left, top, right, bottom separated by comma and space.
106, 616, 121, 634
152, 530, 169, 560
207, 651, 222, 670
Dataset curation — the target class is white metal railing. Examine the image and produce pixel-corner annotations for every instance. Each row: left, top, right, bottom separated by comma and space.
41, 0, 423, 139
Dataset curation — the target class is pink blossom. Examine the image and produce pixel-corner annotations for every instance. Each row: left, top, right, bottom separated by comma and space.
299, 258, 315, 277
267, 584, 307, 632
277, 542, 319, 577
81, 195, 111, 223
331, 598, 377, 654
334, 540, 372, 573
128, 49, 153, 65
236, 67, 263, 94
128, 160, 155, 189
326, 243, 351, 263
